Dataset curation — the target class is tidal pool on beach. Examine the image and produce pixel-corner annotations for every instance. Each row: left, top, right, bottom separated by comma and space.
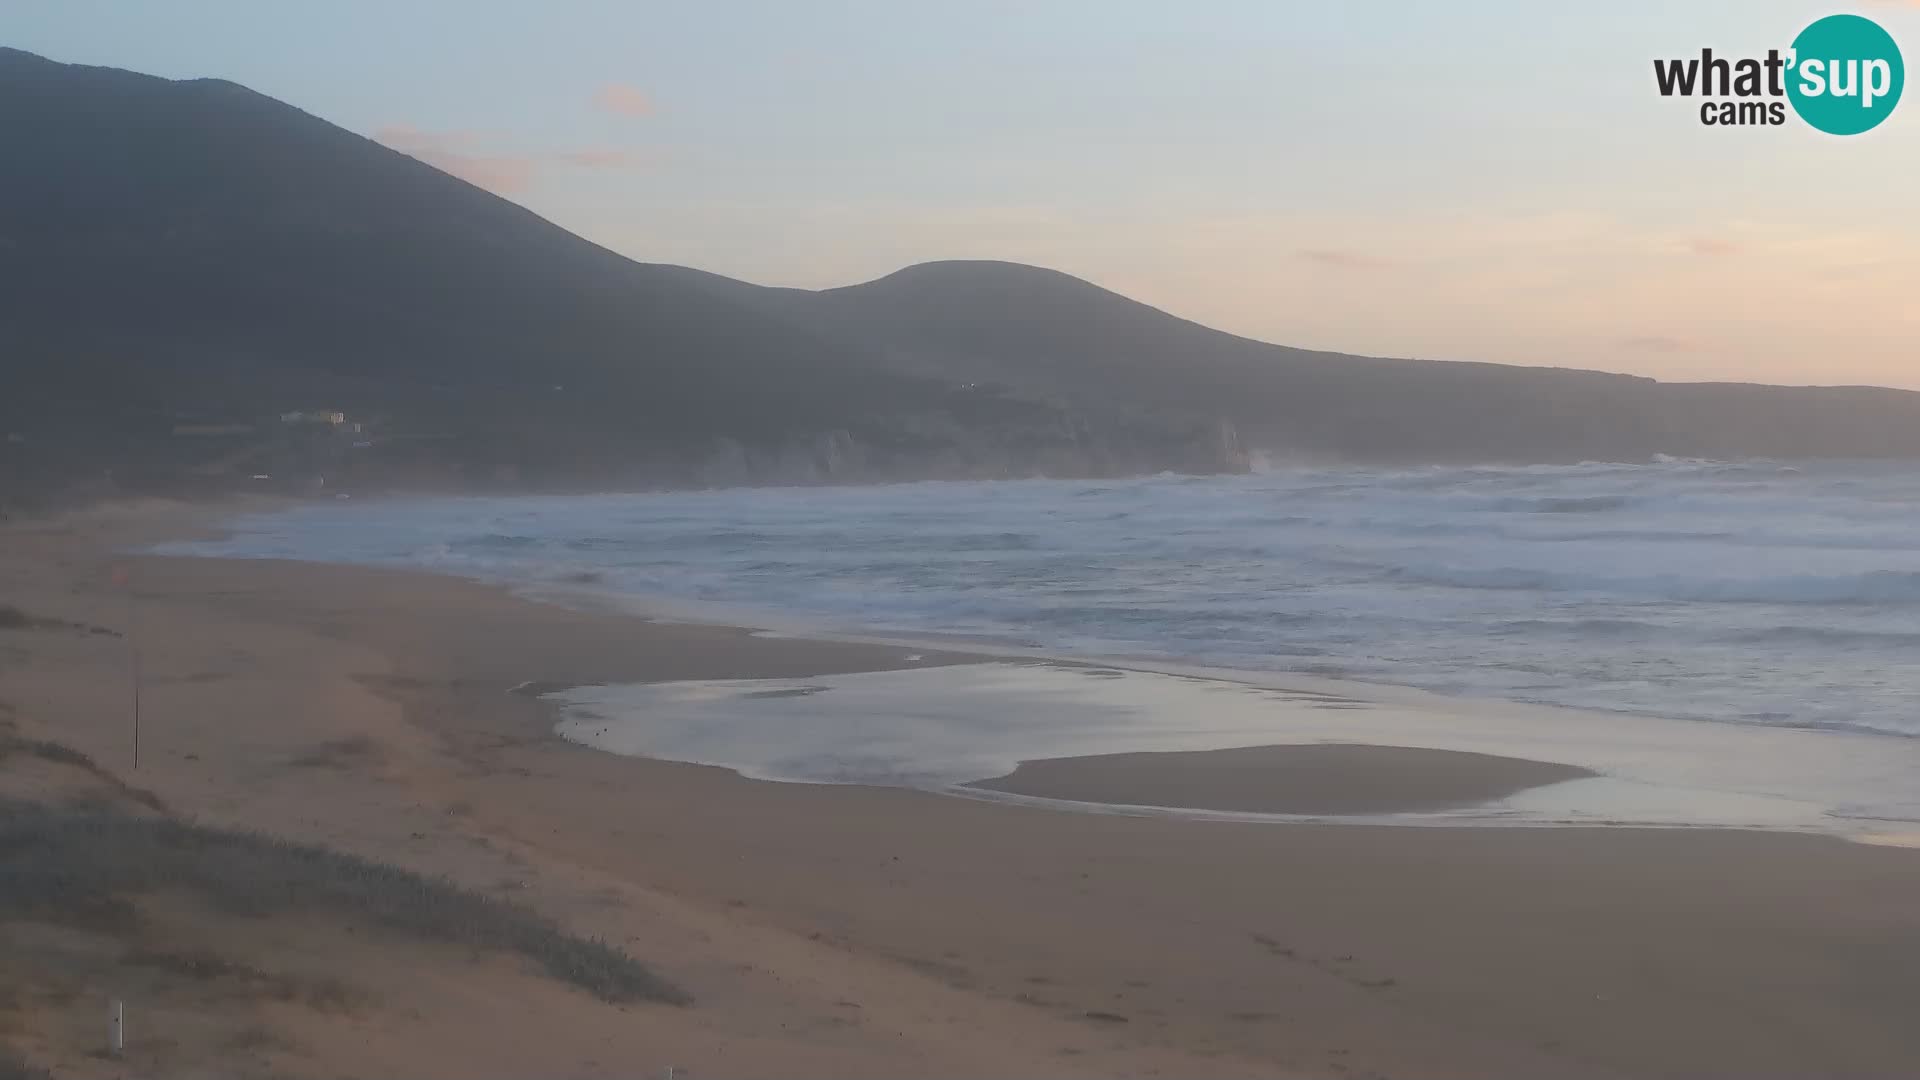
549, 661, 1920, 842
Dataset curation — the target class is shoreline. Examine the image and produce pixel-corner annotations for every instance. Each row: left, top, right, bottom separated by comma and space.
158, 491, 1920, 749
6, 500, 1920, 1077
50, 495, 1920, 846
149, 474, 1920, 749
545, 656, 1920, 843
69, 497, 1920, 846
150, 500, 1637, 825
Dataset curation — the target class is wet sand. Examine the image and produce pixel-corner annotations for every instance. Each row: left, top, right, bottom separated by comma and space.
969, 743, 1594, 814
549, 658, 1920, 835
5, 500, 1920, 1079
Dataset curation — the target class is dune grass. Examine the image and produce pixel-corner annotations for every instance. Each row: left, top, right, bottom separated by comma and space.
120, 946, 367, 1012
0, 1045, 49, 1080
0, 799, 685, 1005
0, 736, 167, 813
0, 605, 115, 636
0, 735, 92, 769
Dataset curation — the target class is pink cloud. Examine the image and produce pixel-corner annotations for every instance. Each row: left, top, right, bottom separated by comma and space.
595, 82, 654, 117
1685, 236, 1741, 257
1298, 248, 1391, 270
374, 125, 537, 193
374, 126, 647, 193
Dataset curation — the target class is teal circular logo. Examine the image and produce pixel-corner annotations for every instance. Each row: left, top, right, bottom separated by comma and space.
1787, 14, 1904, 134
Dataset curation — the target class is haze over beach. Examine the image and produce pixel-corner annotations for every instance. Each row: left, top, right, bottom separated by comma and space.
4, 4, 1920, 1079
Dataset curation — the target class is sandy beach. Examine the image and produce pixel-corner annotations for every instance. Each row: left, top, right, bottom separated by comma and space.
968, 743, 1594, 815
4, 500, 1920, 1079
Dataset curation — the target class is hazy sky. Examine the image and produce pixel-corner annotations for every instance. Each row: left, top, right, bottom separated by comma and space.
12, 1, 1919, 388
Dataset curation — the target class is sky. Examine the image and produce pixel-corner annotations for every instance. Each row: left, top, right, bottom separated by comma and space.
10, 1, 1919, 389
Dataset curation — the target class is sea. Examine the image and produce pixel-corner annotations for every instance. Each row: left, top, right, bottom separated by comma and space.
164, 458, 1920, 740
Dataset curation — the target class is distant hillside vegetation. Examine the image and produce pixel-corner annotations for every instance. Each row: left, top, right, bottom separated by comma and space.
803, 260, 1920, 463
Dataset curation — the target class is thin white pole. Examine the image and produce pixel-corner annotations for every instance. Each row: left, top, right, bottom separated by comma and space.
108, 998, 124, 1056
130, 605, 140, 771
116, 565, 140, 769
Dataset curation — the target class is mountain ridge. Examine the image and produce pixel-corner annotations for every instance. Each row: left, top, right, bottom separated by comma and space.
4, 46, 1920, 505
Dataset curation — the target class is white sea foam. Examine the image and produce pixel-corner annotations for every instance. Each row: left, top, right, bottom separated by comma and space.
157, 459, 1920, 738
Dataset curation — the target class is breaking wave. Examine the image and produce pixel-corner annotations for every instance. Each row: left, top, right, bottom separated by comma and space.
157, 458, 1920, 738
